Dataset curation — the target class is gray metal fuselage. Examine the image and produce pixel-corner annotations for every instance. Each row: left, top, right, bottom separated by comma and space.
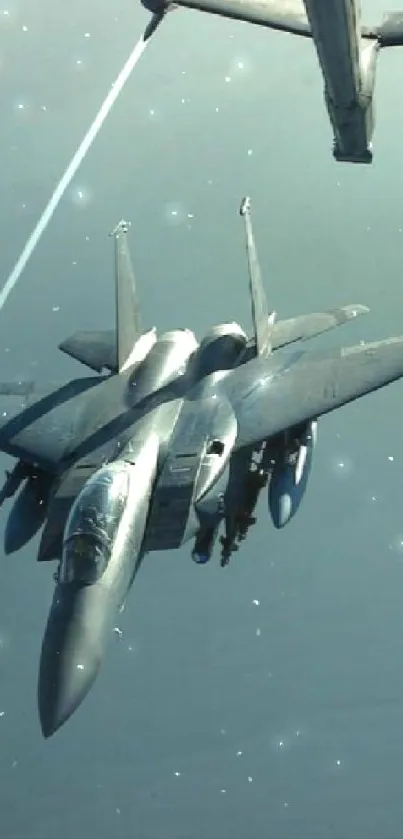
141, 0, 403, 164
302, 0, 376, 163
37, 326, 247, 563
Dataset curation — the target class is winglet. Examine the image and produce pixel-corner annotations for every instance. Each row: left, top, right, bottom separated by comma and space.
239, 196, 275, 357
109, 220, 144, 373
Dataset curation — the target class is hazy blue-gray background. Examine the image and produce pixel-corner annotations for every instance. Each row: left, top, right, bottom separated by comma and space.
1, 1, 403, 836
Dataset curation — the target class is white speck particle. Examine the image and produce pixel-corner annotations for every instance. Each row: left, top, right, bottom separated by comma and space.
76, 663, 84, 671
388, 456, 394, 462
113, 627, 123, 638
256, 628, 261, 637
252, 599, 260, 606
187, 213, 194, 219
279, 740, 284, 748
84, 32, 91, 38
248, 775, 253, 783
236, 750, 243, 757
174, 771, 181, 777
22, 24, 28, 31
220, 788, 226, 793
0, 711, 4, 717
336, 759, 341, 767
52, 306, 60, 312
284, 801, 289, 808
247, 149, 253, 156
116, 808, 121, 815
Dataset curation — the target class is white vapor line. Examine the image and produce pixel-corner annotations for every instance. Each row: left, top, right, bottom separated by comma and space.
0, 34, 150, 311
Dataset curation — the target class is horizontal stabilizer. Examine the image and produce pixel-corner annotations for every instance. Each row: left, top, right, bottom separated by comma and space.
271, 303, 369, 350
59, 331, 116, 373
376, 12, 403, 47
241, 303, 369, 361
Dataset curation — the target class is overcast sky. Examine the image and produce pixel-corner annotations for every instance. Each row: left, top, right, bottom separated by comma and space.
1, 1, 403, 837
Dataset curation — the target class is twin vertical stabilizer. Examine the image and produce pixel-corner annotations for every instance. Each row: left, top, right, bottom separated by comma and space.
110, 220, 156, 373
239, 196, 275, 357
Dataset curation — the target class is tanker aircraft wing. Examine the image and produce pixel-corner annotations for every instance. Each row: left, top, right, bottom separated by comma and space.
141, 0, 403, 162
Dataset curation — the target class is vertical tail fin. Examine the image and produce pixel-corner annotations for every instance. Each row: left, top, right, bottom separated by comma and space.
239, 197, 276, 357
110, 220, 144, 373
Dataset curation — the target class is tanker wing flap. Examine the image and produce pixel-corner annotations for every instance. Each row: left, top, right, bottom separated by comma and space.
229, 337, 403, 449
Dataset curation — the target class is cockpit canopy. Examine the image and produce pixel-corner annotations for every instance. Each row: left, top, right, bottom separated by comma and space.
60, 464, 130, 585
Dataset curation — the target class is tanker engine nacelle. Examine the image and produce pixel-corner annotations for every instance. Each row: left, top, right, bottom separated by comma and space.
268, 420, 317, 529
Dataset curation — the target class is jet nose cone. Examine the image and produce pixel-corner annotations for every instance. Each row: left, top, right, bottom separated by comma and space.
38, 584, 109, 738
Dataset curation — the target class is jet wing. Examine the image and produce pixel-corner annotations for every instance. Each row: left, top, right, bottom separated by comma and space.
165, 0, 311, 35
0, 377, 102, 471
224, 337, 403, 449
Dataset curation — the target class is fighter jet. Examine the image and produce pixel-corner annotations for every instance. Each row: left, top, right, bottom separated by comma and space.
2, 200, 403, 738
141, 0, 403, 163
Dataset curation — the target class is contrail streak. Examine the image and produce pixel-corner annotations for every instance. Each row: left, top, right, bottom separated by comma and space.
0, 23, 159, 311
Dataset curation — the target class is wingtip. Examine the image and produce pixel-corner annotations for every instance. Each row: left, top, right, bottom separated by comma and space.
343, 303, 370, 318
